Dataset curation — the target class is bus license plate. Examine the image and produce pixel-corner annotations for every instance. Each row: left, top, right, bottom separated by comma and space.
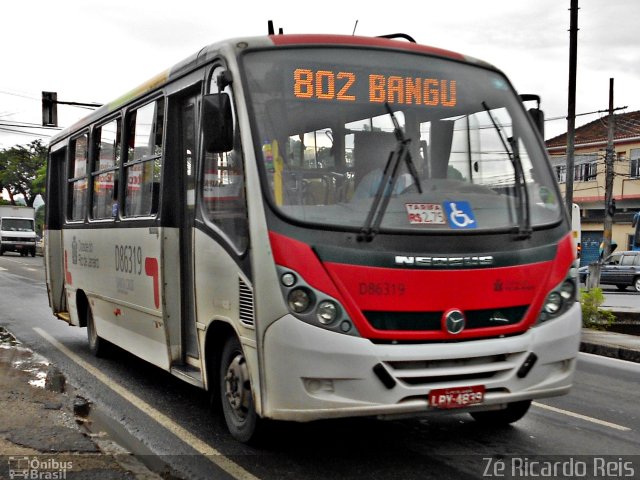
428, 385, 485, 409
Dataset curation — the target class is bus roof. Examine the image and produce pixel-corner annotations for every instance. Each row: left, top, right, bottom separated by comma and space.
48, 34, 496, 147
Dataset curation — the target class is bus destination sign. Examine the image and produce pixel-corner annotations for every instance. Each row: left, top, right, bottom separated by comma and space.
292, 68, 457, 107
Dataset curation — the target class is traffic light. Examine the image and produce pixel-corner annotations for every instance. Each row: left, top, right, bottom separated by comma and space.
42, 91, 58, 127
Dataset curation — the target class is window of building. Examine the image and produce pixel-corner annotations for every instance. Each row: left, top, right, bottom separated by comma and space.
92, 118, 121, 219
124, 99, 164, 217
574, 161, 597, 182
584, 161, 597, 181
67, 133, 88, 221
630, 149, 640, 178
555, 165, 566, 183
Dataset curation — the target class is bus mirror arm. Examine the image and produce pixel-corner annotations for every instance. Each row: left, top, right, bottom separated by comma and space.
216, 71, 233, 91
202, 93, 234, 153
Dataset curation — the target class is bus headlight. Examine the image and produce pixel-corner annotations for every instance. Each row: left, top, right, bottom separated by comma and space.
317, 301, 338, 325
537, 277, 577, 325
543, 292, 562, 314
277, 266, 359, 337
559, 280, 576, 301
288, 288, 312, 313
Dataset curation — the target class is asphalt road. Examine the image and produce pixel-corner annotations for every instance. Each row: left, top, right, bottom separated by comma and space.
1, 254, 639, 479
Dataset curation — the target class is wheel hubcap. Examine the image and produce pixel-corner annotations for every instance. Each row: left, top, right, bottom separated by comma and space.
224, 354, 250, 419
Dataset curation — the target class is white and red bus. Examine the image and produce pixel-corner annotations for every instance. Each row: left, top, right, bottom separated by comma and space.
45, 30, 581, 442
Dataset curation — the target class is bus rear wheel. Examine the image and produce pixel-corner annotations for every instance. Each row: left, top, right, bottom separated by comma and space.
220, 336, 261, 443
470, 400, 531, 425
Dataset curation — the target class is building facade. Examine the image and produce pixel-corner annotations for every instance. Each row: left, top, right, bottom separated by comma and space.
546, 111, 640, 266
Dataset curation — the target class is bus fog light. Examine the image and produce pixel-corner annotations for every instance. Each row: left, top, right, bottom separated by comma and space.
303, 378, 334, 394
317, 301, 337, 324
288, 288, 312, 313
544, 292, 562, 314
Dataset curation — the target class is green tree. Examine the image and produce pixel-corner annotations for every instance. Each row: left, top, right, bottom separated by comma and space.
35, 204, 45, 236
0, 139, 47, 207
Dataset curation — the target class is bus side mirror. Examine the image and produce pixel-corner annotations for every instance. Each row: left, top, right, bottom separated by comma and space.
527, 108, 545, 138
203, 93, 233, 153
520, 94, 545, 139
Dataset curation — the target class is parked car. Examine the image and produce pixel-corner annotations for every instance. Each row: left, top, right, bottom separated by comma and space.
578, 250, 640, 291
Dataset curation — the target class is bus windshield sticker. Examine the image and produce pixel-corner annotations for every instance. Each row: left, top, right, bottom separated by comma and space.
405, 203, 445, 225
443, 201, 477, 229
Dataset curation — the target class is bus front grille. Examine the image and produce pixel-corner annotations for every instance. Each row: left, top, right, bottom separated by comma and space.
383, 351, 526, 386
364, 306, 528, 332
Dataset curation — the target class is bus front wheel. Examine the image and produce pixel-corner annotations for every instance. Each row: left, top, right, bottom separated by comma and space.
86, 305, 108, 357
219, 336, 261, 443
470, 400, 531, 425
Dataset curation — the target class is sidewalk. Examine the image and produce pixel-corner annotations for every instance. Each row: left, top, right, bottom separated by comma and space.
0, 327, 163, 480
0, 320, 638, 479
582, 304, 640, 362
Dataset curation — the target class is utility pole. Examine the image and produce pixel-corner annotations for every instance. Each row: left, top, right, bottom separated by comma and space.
586, 80, 623, 290
603, 78, 616, 260
565, 0, 579, 215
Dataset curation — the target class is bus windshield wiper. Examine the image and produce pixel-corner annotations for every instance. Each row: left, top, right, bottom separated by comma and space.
358, 104, 422, 242
482, 102, 531, 239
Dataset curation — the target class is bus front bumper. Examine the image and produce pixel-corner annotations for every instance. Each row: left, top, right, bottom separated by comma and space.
261, 302, 582, 422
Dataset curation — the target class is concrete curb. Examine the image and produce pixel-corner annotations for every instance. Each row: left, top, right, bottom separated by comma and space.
580, 341, 640, 363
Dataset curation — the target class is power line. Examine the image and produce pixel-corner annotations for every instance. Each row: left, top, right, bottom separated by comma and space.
0, 126, 52, 138
0, 89, 39, 101
0, 121, 61, 131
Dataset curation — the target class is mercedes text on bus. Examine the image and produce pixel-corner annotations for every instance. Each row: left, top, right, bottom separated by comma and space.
45, 32, 581, 442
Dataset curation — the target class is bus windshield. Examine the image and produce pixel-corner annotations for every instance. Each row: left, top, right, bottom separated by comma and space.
242, 47, 562, 233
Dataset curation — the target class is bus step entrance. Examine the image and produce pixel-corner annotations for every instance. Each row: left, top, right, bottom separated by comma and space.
55, 311, 71, 323
170, 364, 204, 388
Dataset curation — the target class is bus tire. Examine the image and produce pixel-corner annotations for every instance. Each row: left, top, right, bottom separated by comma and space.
470, 400, 531, 425
86, 305, 109, 357
219, 336, 260, 443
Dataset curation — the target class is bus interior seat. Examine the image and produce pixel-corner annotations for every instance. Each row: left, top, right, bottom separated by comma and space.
353, 132, 397, 179
352, 131, 398, 198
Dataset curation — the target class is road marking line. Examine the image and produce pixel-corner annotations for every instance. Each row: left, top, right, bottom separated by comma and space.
533, 401, 631, 431
0, 267, 7, 271
34, 327, 259, 480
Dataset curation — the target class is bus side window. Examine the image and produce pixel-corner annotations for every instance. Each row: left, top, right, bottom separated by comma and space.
67, 133, 89, 222
92, 118, 121, 219
124, 99, 164, 217
202, 68, 248, 253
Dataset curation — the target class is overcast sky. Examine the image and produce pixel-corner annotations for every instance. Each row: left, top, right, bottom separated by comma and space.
1, 0, 638, 149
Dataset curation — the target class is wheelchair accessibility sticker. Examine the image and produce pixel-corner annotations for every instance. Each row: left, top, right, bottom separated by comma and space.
443, 201, 476, 229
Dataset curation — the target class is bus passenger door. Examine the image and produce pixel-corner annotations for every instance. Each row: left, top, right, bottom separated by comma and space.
44, 145, 68, 317
177, 93, 200, 360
